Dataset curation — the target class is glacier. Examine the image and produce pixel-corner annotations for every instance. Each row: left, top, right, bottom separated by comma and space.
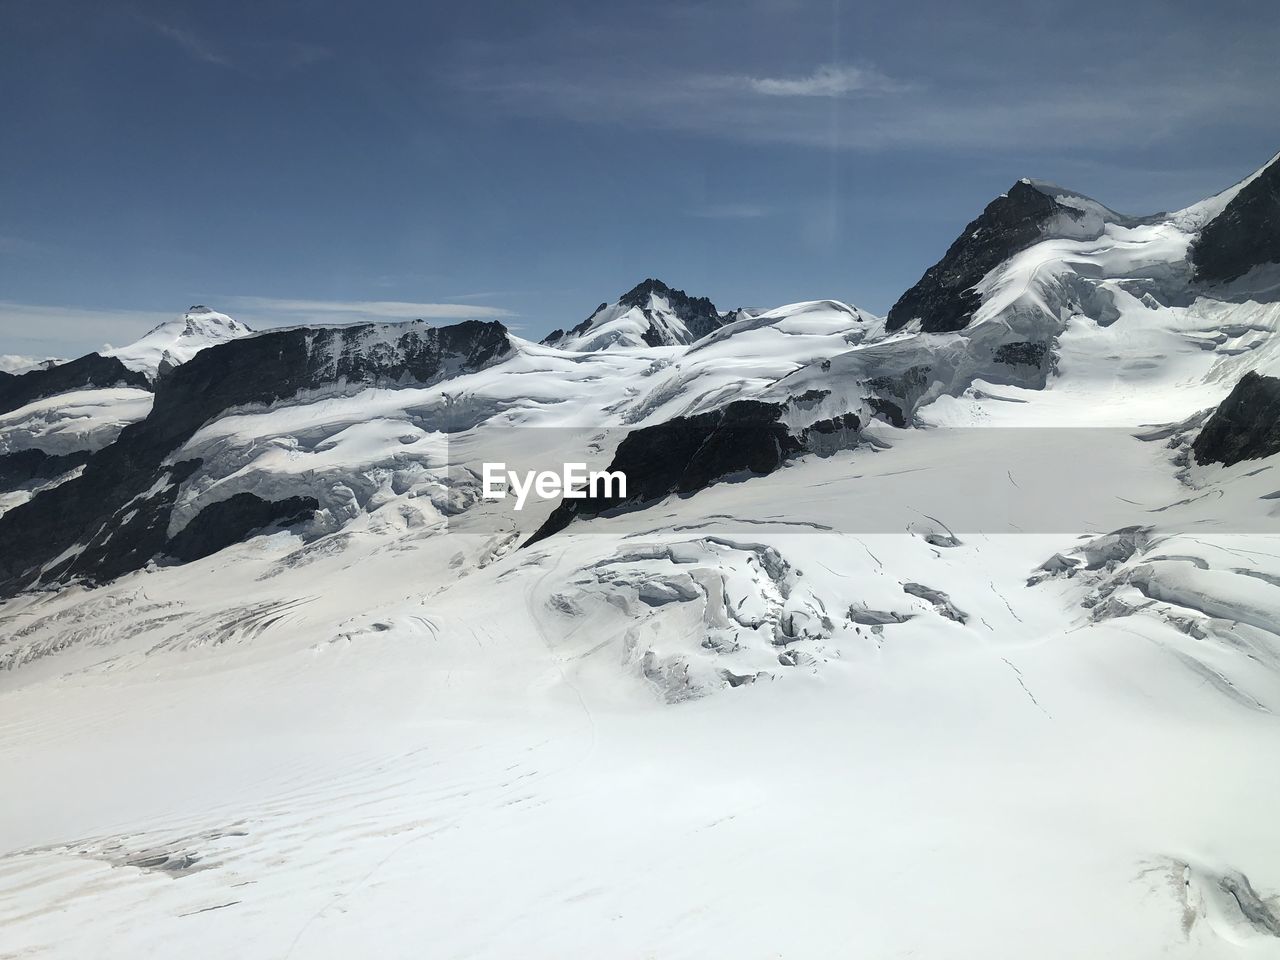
2, 153, 1280, 959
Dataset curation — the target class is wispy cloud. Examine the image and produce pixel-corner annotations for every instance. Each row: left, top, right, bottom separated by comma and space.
0, 302, 177, 358
739, 63, 905, 97
225, 297, 514, 324
462, 63, 1276, 153
449, 8, 1279, 156
688, 202, 773, 220
137, 16, 232, 68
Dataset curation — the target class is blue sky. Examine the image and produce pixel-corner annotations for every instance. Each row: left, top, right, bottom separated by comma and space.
2, 0, 1278, 357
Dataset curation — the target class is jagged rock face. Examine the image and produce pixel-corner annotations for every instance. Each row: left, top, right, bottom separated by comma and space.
167, 493, 320, 563
862, 364, 934, 428
527, 400, 860, 544
0, 354, 150, 416
0, 448, 91, 491
145, 320, 511, 448
886, 181, 1092, 334
1193, 372, 1280, 466
0, 320, 512, 596
527, 400, 800, 544
544, 279, 726, 349
993, 341, 1049, 368
1193, 157, 1280, 284
618, 279, 724, 346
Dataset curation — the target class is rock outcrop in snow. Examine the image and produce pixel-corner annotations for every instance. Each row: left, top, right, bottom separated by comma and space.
1193, 372, 1280, 466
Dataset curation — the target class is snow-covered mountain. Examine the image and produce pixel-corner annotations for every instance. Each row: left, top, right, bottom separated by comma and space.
4, 151, 1280, 959
542, 278, 729, 349
0, 307, 251, 519
102, 305, 250, 378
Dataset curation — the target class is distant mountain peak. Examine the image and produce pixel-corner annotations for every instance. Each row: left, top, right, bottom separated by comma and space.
544, 278, 726, 350
617, 278, 717, 313
107, 306, 252, 378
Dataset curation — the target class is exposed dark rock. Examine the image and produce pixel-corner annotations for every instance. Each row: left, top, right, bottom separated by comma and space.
1193, 372, 1280, 466
526, 401, 860, 545
527, 400, 801, 544
865, 398, 907, 428
34, 458, 205, 588
993, 341, 1048, 367
1192, 155, 1280, 285
548, 279, 726, 347
799, 413, 861, 456
621, 279, 724, 344
0, 448, 93, 491
886, 181, 1092, 333
0, 320, 512, 596
0, 353, 151, 415
863, 365, 933, 427
788, 389, 831, 407
167, 493, 319, 563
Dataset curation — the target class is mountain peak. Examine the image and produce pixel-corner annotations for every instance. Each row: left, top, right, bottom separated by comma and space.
1190, 149, 1280, 285
885, 178, 1121, 334
105, 306, 252, 378
544, 279, 726, 351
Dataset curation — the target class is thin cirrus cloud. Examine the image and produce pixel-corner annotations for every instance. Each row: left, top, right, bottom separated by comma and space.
739, 63, 906, 97
688, 202, 773, 220
129, 13, 331, 73
136, 16, 232, 68
0, 302, 179, 359
457, 46, 1276, 153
